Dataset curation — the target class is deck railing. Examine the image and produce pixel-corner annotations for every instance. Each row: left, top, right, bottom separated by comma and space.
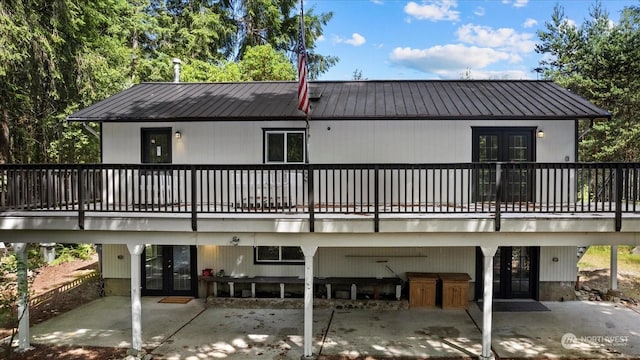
1, 163, 639, 231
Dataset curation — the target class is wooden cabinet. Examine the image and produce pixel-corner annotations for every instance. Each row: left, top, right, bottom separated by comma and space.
440, 273, 471, 309
407, 273, 438, 308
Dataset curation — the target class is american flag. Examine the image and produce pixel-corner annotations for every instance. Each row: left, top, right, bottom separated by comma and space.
297, 16, 310, 114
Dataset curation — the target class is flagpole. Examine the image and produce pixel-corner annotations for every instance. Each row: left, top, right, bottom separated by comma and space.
301, 0, 311, 164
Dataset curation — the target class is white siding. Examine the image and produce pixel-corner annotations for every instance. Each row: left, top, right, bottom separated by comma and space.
539, 246, 578, 282
102, 244, 130, 278
102, 245, 574, 283
195, 246, 476, 281
102, 119, 575, 164
317, 247, 476, 281
197, 246, 308, 278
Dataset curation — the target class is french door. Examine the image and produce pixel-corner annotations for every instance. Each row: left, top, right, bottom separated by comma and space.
472, 127, 535, 202
142, 245, 197, 296
475, 246, 540, 300
493, 246, 539, 299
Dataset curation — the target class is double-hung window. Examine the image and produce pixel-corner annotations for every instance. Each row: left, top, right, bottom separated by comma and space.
264, 129, 305, 163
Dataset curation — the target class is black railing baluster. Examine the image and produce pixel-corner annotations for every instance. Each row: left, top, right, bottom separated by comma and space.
615, 164, 623, 231
78, 166, 85, 229
374, 165, 379, 232
191, 167, 198, 231
495, 163, 502, 231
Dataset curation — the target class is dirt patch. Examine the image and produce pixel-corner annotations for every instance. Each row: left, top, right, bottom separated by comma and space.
3, 344, 127, 360
579, 268, 640, 301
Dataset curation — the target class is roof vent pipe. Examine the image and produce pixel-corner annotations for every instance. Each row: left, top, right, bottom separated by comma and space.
172, 58, 181, 83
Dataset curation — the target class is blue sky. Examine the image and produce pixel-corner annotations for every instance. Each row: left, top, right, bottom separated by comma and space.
307, 0, 636, 80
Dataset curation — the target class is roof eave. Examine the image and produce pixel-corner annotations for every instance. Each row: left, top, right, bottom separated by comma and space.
67, 114, 611, 122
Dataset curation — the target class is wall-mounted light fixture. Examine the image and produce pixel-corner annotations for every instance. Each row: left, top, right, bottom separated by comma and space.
230, 236, 240, 246
552, 256, 559, 262
537, 129, 545, 138
175, 131, 182, 139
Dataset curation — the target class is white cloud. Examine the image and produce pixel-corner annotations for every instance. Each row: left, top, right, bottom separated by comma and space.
389, 44, 517, 76
317, 35, 325, 42
370, 0, 384, 4
502, 0, 528, 7
456, 24, 536, 53
523, 18, 537, 28
404, 0, 460, 22
474, 7, 485, 17
334, 33, 366, 47
514, 0, 528, 7
457, 69, 532, 80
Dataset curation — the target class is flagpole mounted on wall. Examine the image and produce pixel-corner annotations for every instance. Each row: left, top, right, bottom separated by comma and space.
297, 0, 311, 164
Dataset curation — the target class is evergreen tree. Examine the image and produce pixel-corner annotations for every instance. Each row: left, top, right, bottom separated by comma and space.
537, 2, 640, 161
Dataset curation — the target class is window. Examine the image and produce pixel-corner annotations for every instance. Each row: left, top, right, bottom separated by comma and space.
255, 246, 304, 264
264, 130, 305, 163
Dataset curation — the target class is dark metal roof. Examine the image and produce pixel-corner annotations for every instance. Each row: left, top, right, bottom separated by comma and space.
67, 80, 610, 122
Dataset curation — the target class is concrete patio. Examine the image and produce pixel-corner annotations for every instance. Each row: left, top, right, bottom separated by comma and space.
25, 296, 640, 359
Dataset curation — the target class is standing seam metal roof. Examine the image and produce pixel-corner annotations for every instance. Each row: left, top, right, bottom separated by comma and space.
66, 80, 610, 122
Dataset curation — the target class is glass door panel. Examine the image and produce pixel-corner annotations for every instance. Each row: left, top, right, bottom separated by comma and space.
510, 247, 531, 297
478, 135, 499, 201
145, 245, 163, 291
172, 245, 192, 291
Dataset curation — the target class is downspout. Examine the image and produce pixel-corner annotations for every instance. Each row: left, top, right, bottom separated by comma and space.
82, 122, 100, 140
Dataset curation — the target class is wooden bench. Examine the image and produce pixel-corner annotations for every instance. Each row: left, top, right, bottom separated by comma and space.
199, 276, 303, 301
199, 276, 404, 301
316, 277, 403, 300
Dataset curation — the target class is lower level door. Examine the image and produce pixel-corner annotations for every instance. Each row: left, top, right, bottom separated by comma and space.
475, 246, 540, 300
493, 246, 539, 299
142, 245, 197, 296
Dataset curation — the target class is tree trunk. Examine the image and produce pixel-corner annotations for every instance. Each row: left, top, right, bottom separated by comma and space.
0, 108, 10, 164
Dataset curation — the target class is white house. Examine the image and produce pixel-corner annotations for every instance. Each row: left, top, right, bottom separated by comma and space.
2, 80, 638, 359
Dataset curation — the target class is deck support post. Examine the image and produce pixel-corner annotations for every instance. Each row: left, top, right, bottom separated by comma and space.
301, 245, 318, 358
610, 245, 618, 290
480, 245, 497, 360
127, 244, 145, 352
13, 242, 32, 352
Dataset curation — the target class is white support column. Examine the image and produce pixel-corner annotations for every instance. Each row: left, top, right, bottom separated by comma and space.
251, 283, 256, 298
350, 284, 357, 300
301, 245, 318, 358
229, 282, 235, 297
280, 283, 285, 299
12, 243, 31, 351
610, 245, 618, 290
127, 244, 145, 352
480, 246, 497, 360
325, 284, 332, 299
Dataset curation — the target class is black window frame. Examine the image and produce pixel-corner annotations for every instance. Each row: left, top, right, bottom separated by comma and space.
254, 245, 305, 265
263, 128, 306, 164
